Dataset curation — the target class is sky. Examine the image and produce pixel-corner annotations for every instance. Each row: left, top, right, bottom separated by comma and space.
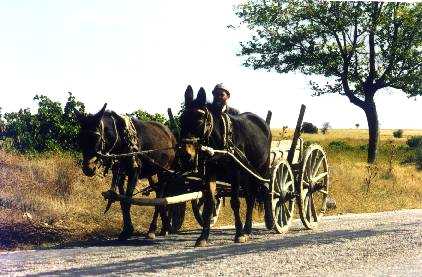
0, 0, 420, 129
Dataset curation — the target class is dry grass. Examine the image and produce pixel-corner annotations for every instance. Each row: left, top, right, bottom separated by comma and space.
1, 129, 422, 250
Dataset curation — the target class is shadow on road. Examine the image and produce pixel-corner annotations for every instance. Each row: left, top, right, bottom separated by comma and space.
30, 227, 397, 276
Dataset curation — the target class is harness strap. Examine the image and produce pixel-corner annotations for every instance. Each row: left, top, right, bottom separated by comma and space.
221, 113, 233, 148
122, 115, 141, 169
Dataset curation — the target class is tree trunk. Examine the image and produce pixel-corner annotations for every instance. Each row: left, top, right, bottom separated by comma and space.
362, 100, 379, 164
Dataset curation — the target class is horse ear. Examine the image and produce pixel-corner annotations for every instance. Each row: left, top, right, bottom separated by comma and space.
93, 103, 107, 122
185, 85, 194, 107
197, 87, 206, 106
74, 109, 85, 124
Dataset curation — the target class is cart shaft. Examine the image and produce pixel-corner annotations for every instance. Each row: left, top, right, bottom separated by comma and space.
102, 190, 203, 206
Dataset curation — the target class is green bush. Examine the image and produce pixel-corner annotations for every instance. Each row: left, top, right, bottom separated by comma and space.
130, 109, 167, 124
301, 122, 318, 134
329, 140, 352, 151
406, 136, 422, 148
2, 93, 85, 153
393, 129, 403, 138
0, 93, 175, 153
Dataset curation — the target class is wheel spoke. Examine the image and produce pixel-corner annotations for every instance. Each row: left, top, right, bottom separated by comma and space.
313, 172, 328, 183
275, 202, 281, 219
282, 166, 289, 184
302, 180, 311, 189
275, 167, 282, 192
284, 181, 293, 189
281, 203, 287, 225
283, 202, 291, 219
319, 189, 328, 195
312, 154, 324, 177
310, 194, 317, 221
306, 152, 314, 178
305, 195, 311, 221
310, 151, 319, 176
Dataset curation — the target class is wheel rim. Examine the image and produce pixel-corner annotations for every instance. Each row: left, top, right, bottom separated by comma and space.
271, 160, 295, 233
299, 144, 329, 229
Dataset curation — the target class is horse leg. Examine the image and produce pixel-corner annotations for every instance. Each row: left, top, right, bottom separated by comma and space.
231, 172, 246, 243
231, 187, 246, 243
243, 180, 256, 239
157, 175, 172, 236
118, 171, 138, 241
195, 175, 216, 247
146, 175, 160, 239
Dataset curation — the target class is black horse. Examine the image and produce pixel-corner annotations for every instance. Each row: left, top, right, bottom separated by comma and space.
179, 86, 272, 247
75, 104, 177, 240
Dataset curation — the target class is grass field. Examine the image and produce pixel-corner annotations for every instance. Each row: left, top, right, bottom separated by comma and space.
1, 129, 421, 250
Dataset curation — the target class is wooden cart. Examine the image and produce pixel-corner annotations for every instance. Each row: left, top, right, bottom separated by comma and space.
103, 105, 330, 234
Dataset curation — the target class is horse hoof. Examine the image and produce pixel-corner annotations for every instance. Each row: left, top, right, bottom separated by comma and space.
235, 235, 249, 243
158, 230, 168, 237
118, 232, 132, 241
195, 239, 208, 247
146, 232, 156, 240
118, 227, 134, 241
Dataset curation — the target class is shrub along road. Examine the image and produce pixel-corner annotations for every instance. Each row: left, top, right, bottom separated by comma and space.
1, 209, 421, 276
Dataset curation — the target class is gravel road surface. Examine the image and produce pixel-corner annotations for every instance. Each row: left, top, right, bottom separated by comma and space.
1, 209, 421, 276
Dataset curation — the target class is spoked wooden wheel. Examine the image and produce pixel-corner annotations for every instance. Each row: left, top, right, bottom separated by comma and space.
298, 144, 329, 229
167, 202, 186, 233
264, 159, 295, 233
191, 196, 223, 227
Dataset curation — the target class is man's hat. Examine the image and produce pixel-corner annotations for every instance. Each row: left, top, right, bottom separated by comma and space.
212, 83, 230, 96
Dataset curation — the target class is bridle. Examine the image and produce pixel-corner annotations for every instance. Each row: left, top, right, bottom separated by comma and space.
84, 115, 120, 157
181, 107, 214, 145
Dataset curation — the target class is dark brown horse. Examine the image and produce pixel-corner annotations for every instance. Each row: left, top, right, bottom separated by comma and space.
179, 86, 272, 247
75, 104, 177, 240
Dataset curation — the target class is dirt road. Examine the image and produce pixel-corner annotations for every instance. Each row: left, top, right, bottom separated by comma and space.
1, 209, 421, 276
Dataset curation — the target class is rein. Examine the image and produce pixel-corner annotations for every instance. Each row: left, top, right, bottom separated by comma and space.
90, 116, 119, 156
96, 146, 176, 159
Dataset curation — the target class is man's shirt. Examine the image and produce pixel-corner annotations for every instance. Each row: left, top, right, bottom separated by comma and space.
221, 105, 240, 116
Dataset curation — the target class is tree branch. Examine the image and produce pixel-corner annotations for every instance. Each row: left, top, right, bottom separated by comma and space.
378, 3, 400, 84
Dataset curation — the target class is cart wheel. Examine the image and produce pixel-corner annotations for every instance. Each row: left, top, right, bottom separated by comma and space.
191, 196, 223, 227
168, 202, 186, 233
264, 159, 295, 233
298, 144, 329, 229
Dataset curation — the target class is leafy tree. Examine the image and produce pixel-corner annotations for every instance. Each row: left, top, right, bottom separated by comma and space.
321, 122, 331, 135
301, 122, 318, 134
235, 1, 421, 163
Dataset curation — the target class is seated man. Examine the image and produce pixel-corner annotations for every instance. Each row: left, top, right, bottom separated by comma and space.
212, 83, 240, 115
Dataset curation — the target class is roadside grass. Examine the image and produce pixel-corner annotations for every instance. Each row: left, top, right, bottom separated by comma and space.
1, 129, 422, 250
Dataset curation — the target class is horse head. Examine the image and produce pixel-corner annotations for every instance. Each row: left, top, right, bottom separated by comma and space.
179, 86, 215, 168
75, 103, 119, 176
